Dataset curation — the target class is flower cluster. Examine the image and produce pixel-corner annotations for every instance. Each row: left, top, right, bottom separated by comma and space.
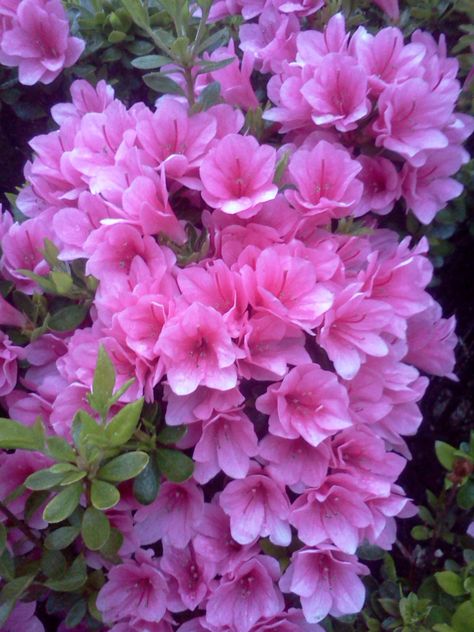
0, 4, 469, 631
0, 0, 84, 85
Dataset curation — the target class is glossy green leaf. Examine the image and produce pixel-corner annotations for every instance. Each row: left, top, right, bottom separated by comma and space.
45, 555, 87, 592
435, 441, 457, 470
143, 73, 185, 95
24, 468, 66, 490
131, 54, 172, 69
99, 528, 124, 563
90, 479, 120, 511
81, 507, 111, 551
156, 448, 194, 482
48, 304, 89, 332
43, 482, 82, 524
133, 456, 160, 505
435, 571, 466, 597
452, 600, 474, 632
105, 398, 144, 447
411, 525, 432, 541
45, 526, 80, 551
97, 451, 149, 482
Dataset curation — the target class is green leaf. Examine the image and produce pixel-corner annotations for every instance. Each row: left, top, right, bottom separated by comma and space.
156, 448, 194, 482
48, 303, 89, 332
131, 54, 172, 69
133, 456, 160, 505
41, 549, 67, 579
196, 81, 221, 110
90, 345, 115, 418
435, 441, 457, 470
45, 554, 87, 592
121, 0, 150, 29
0, 550, 15, 581
65, 599, 87, 628
24, 468, 66, 490
435, 571, 466, 597
197, 57, 235, 74
105, 398, 144, 447
0, 600, 15, 627
51, 271, 73, 295
45, 526, 80, 551
97, 451, 149, 483
411, 525, 432, 541
108, 377, 136, 406
49, 463, 77, 474
357, 543, 385, 560
0, 524, 6, 555
43, 482, 82, 524
99, 528, 123, 563
452, 600, 474, 632
156, 424, 187, 445
0, 417, 44, 451
24, 490, 49, 522
90, 480, 120, 511
81, 507, 111, 551
108, 30, 127, 43
418, 505, 435, 526
46, 436, 76, 462
59, 470, 87, 486
457, 481, 474, 510
0, 574, 34, 603
16, 269, 57, 293
143, 73, 185, 95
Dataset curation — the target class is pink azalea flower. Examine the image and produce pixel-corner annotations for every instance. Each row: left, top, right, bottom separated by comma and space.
286, 141, 363, 225
318, 283, 396, 380
156, 303, 240, 396
300, 53, 371, 132
405, 302, 457, 379
401, 147, 465, 224
200, 134, 278, 216
164, 384, 244, 426
3, 601, 44, 632
250, 608, 324, 631
97, 549, 169, 624
372, 0, 399, 19
279, 545, 369, 622
0, 331, 20, 396
256, 363, 352, 447
0, 0, 84, 85
296, 14, 349, 65
206, 556, 284, 632
354, 155, 401, 216
289, 474, 373, 552
193, 410, 258, 482
240, 244, 333, 331
193, 503, 260, 576
219, 470, 291, 545
51, 79, 115, 124
161, 543, 214, 611
0, 292, 25, 328
134, 480, 204, 549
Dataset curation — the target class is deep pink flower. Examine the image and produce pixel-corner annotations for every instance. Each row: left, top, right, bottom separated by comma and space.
286, 141, 363, 224
206, 556, 284, 632
279, 545, 369, 622
134, 480, 204, 549
289, 474, 372, 552
300, 53, 370, 132
200, 134, 278, 216
156, 303, 239, 396
354, 155, 401, 216
219, 471, 291, 545
193, 410, 258, 482
97, 550, 169, 623
256, 364, 351, 447
0, 0, 84, 85
161, 543, 214, 611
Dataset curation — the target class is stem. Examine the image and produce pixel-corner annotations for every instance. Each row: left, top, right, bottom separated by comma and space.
0, 501, 42, 548
183, 66, 196, 106
426, 483, 459, 566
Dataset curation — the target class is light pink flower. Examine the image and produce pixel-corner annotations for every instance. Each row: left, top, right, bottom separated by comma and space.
0, 0, 84, 85
290, 474, 373, 552
300, 53, 370, 132
200, 134, 278, 216
279, 545, 369, 622
164, 384, 244, 426
256, 364, 352, 447
193, 410, 258, 482
219, 470, 291, 545
97, 550, 169, 623
206, 556, 284, 632
134, 481, 204, 549
156, 303, 239, 396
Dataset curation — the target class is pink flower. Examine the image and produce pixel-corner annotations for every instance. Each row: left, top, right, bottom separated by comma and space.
286, 141, 363, 224
318, 283, 396, 380
193, 503, 259, 576
290, 474, 373, 552
0, 331, 19, 396
200, 134, 278, 216
300, 53, 371, 131
372, 79, 453, 165
161, 543, 214, 611
219, 470, 291, 545
279, 545, 369, 622
206, 556, 284, 632
193, 410, 258, 482
97, 550, 169, 623
259, 435, 331, 490
0, 0, 84, 85
240, 244, 333, 331
156, 303, 239, 396
401, 147, 465, 224
372, 0, 399, 19
405, 302, 457, 379
256, 364, 352, 447
164, 384, 244, 426
3, 601, 44, 632
354, 155, 401, 216
134, 480, 204, 549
